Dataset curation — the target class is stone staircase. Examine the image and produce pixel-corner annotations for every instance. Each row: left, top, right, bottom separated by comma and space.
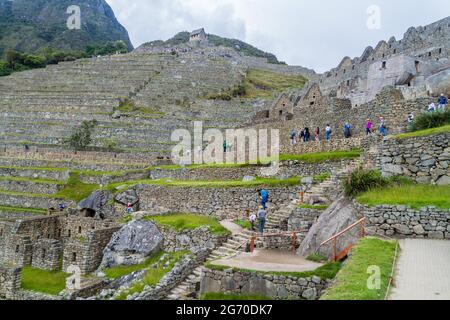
265, 202, 297, 230
304, 159, 363, 205
166, 223, 255, 300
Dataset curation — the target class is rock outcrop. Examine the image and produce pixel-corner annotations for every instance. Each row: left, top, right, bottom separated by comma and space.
297, 196, 362, 259
98, 220, 164, 269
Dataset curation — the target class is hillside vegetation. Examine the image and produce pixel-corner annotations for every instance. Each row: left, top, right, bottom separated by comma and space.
143, 31, 285, 64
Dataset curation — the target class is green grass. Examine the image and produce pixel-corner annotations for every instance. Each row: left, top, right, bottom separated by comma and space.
313, 173, 331, 183
243, 69, 307, 99
21, 267, 69, 296
0, 165, 67, 172
234, 219, 253, 230
306, 254, 328, 263
0, 205, 47, 215
394, 124, 450, 139
357, 184, 450, 210
115, 251, 189, 300
146, 214, 231, 236
297, 204, 329, 210
321, 237, 397, 300
105, 176, 301, 193
54, 172, 100, 202
205, 262, 341, 280
278, 150, 361, 163
201, 293, 271, 300
0, 176, 64, 185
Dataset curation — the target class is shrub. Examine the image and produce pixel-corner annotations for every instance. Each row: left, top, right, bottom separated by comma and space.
410, 109, 450, 131
343, 168, 389, 197
0, 60, 11, 76
64, 120, 98, 151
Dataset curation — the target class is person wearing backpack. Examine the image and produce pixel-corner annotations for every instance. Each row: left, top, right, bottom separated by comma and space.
257, 206, 267, 234
290, 129, 297, 145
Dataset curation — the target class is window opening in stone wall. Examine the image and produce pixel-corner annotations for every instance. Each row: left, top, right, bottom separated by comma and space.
78, 226, 82, 234
15, 245, 19, 253
72, 252, 77, 262
382, 61, 386, 69
68, 229, 71, 237
42, 249, 46, 259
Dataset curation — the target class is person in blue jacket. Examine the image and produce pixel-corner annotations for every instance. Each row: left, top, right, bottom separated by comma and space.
438, 94, 448, 110
259, 188, 269, 209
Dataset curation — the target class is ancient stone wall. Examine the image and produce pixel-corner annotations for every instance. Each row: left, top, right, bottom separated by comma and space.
200, 268, 331, 300
358, 203, 450, 239
62, 226, 120, 275
159, 226, 228, 253
380, 132, 449, 184
0, 265, 22, 299
136, 185, 301, 219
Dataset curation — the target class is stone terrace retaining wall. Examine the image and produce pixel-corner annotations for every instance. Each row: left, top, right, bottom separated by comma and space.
357, 203, 450, 239
380, 132, 450, 184
159, 226, 228, 253
136, 185, 301, 219
200, 268, 331, 300
0, 147, 155, 167
280, 137, 362, 155
0, 265, 22, 299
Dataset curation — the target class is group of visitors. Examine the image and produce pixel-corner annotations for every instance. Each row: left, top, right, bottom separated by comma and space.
365, 117, 388, 136
248, 188, 270, 234
428, 94, 448, 112
289, 125, 334, 145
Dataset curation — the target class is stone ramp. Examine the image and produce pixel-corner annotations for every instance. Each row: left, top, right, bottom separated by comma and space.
389, 239, 450, 300
211, 249, 323, 273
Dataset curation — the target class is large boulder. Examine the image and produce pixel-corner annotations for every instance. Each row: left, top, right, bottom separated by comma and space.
115, 189, 140, 211
98, 220, 164, 270
297, 196, 362, 259
77, 190, 109, 219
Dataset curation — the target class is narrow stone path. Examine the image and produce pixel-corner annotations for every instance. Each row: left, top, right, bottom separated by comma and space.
389, 239, 450, 300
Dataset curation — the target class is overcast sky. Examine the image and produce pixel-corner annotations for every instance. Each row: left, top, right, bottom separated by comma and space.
106, 0, 450, 73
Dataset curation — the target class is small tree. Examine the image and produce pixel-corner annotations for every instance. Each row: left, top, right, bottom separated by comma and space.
64, 120, 98, 151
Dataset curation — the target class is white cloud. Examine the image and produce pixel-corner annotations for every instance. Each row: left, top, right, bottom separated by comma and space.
106, 0, 450, 72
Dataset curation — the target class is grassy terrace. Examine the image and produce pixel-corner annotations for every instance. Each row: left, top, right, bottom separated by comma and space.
21, 267, 69, 296
321, 238, 397, 300
205, 261, 342, 280
243, 69, 307, 99
394, 124, 450, 139
297, 204, 329, 210
357, 184, 450, 210
0, 205, 47, 215
115, 251, 189, 300
0, 176, 64, 185
145, 214, 231, 236
105, 176, 301, 192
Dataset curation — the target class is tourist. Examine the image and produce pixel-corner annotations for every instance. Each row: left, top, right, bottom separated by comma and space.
126, 202, 134, 214
325, 124, 332, 141
315, 127, 320, 141
438, 94, 448, 111
58, 203, 66, 212
223, 140, 228, 153
344, 123, 351, 138
304, 128, 311, 142
249, 212, 257, 231
428, 102, 436, 112
378, 117, 388, 136
366, 119, 373, 135
257, 205, 267, 234
299, 129, 305, 143
290, 129, 297, 145
407, 113, 415, 130
260, 188, 269, 210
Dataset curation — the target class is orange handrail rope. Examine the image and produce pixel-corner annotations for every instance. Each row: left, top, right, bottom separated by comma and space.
319, 217, 366, 262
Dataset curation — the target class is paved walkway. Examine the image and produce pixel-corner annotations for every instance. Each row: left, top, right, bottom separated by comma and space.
212, 249, 323, 273
389, 239, 450, 300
